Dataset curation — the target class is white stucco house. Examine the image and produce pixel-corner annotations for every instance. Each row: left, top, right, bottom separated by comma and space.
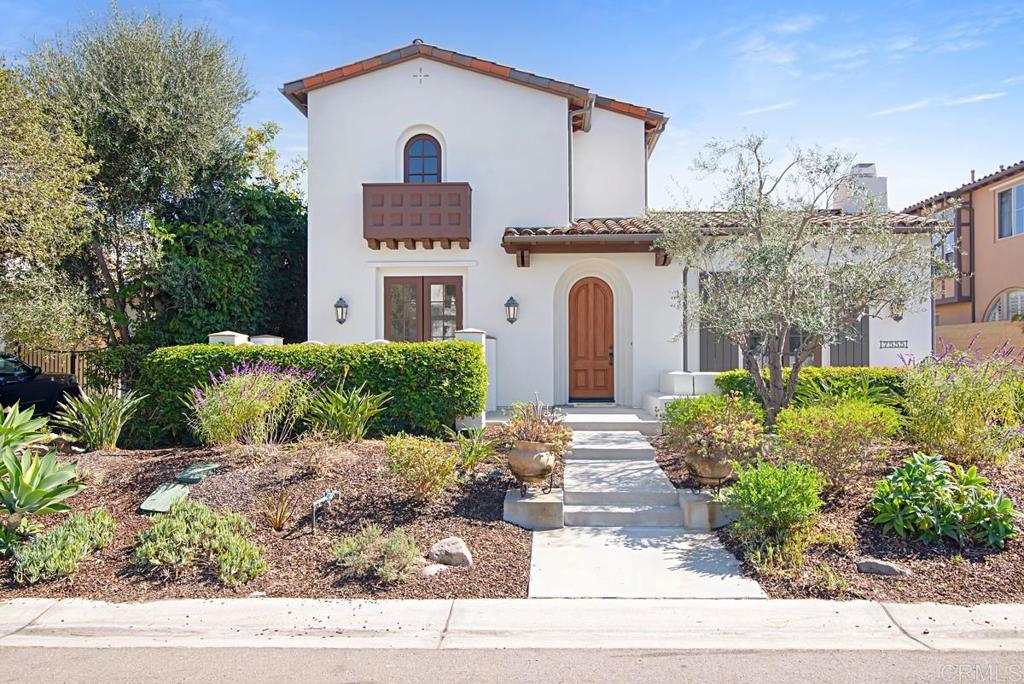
282, 40, 935, 413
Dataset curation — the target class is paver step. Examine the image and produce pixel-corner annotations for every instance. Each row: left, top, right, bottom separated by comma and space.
564, 504, 684, 527
564, 459, 679, 506
562, 409, 662, 436
568, 430, 655, 460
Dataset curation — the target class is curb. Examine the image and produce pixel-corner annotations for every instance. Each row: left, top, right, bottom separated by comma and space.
2, 597, 1024, 651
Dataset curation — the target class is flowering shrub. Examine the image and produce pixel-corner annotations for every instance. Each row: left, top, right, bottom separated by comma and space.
662, 393, 765, 434
775, 399, 901, 493
901, 344, 1024, 465
187, 360, 315, 446
871, 452, 1019, 548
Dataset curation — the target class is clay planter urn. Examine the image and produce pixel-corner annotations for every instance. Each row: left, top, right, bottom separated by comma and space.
683, 450, 734, 488
507, 440, 556, 495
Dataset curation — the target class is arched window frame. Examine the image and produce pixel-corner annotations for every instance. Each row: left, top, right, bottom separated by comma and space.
403, 134, 442, 183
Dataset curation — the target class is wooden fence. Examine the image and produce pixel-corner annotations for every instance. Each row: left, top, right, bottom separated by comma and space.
15, 347, 94, 390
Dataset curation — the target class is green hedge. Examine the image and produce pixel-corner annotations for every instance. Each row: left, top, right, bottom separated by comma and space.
135, 341, 488, 443
715, 366, 906, 401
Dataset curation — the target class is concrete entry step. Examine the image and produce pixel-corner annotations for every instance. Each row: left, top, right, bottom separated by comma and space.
567, 430, 655, 460
561, 408, 662, 435
564, 459, 678, 506
564, 504, 684, 527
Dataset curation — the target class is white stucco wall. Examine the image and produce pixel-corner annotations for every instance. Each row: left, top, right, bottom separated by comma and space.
571, 108, 647, 218
304, 57, 682, 407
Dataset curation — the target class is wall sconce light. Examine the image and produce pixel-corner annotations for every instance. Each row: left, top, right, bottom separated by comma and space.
334, 297, 349, 325
890, 301, 904, 322
504, 296, 519, 324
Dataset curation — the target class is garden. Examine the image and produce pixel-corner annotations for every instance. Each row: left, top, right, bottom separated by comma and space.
0, 340, 547, 600
655, 346, 1024, 604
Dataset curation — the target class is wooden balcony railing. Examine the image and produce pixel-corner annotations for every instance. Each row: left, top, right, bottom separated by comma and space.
362, 182, 471, 249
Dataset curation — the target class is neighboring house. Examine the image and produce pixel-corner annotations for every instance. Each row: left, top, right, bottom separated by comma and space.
283, 40, 935, 411
905, 160, 1024, 352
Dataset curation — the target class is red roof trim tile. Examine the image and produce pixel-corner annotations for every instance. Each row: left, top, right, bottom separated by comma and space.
281, 41, 666, 131
904, 160, 1024, 212
504, 211, 942, 240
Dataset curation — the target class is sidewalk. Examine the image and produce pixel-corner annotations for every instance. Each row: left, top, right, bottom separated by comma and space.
3, 597, 1024, 652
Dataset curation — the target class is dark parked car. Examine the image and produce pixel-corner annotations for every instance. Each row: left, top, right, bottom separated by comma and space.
0, 353, 81, 415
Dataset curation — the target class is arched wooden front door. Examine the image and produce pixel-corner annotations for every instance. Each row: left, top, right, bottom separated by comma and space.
568, 277, 614, 401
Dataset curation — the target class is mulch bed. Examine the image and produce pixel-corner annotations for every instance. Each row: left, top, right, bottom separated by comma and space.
655, 438, 1024, 605
0, 439, 531, 601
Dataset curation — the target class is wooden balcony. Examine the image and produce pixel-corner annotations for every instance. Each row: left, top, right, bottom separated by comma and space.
362, 182, 472, 249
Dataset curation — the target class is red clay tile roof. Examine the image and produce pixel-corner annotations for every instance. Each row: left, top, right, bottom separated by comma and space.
281, 41, 667, 134
904, 160, 1024, 212
504, 211, 942, 239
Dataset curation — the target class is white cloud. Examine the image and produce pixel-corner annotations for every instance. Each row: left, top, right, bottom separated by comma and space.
946, 92, 1006, 105
873, 100, 930, 116
771, 14, 821, 34
1004, 75, 1024, 85
737, 34, 796, 66
739, 100, 798, 116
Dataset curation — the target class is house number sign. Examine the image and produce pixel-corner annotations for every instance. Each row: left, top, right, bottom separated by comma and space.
879, 340, 908, 350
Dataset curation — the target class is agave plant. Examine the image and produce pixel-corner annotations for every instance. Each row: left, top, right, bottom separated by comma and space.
0, 403, 51, 459
52, 389, 147, 452
0, 449, 84, 552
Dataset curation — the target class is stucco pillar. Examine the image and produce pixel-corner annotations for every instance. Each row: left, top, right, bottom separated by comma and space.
455, 328, 490, 429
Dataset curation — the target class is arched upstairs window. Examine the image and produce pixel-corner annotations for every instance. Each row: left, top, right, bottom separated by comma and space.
404, 134, 441, 183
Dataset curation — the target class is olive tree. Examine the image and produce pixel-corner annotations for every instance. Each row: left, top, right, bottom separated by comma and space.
655, 135, 949, 423
0, 65, 98, 349
24, 6, 252, 345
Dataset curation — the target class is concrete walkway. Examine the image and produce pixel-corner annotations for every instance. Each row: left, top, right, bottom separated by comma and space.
529, 415, 763, 599
530, 527, 766, 598
3, 597, 1024, 651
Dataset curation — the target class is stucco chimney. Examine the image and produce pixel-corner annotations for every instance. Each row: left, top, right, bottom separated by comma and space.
829, 163, 889, 213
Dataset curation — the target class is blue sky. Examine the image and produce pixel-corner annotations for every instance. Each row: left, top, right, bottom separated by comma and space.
3, 0, 1022, 210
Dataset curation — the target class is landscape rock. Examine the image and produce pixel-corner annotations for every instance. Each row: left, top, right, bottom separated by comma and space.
428, 537, 473, 567
856, 558, 911, 577
418, 563, 450, 578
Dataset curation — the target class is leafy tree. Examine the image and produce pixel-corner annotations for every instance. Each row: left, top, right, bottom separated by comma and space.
0, 65, 98, 349
24, 5, 253, 345
656, 135, 949, 424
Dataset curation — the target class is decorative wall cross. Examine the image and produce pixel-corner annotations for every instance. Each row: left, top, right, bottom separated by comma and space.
412, 66, 429, 85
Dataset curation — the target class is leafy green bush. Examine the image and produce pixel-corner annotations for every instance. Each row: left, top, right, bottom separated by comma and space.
13, 508, 115, 584
385, 434, 461, 502
794, 375, 902, 410
187, 360, 314, 446
52, 389, 147, 451
82, 344, 150, 392
136, 341, 488, 443
775, 399, 901, 492
902, 349, 1024, 465
721, 460, 825, 569
1, 450, 84, 553
716, 367, 906, 406
333, 523, 420, 584
303, 380, 390, 441
661, 393, 765, 434
131, 499, 266, 586
871, 452, 1019, 548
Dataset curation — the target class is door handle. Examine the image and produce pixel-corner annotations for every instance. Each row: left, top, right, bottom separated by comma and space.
608, 349, 614, 366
